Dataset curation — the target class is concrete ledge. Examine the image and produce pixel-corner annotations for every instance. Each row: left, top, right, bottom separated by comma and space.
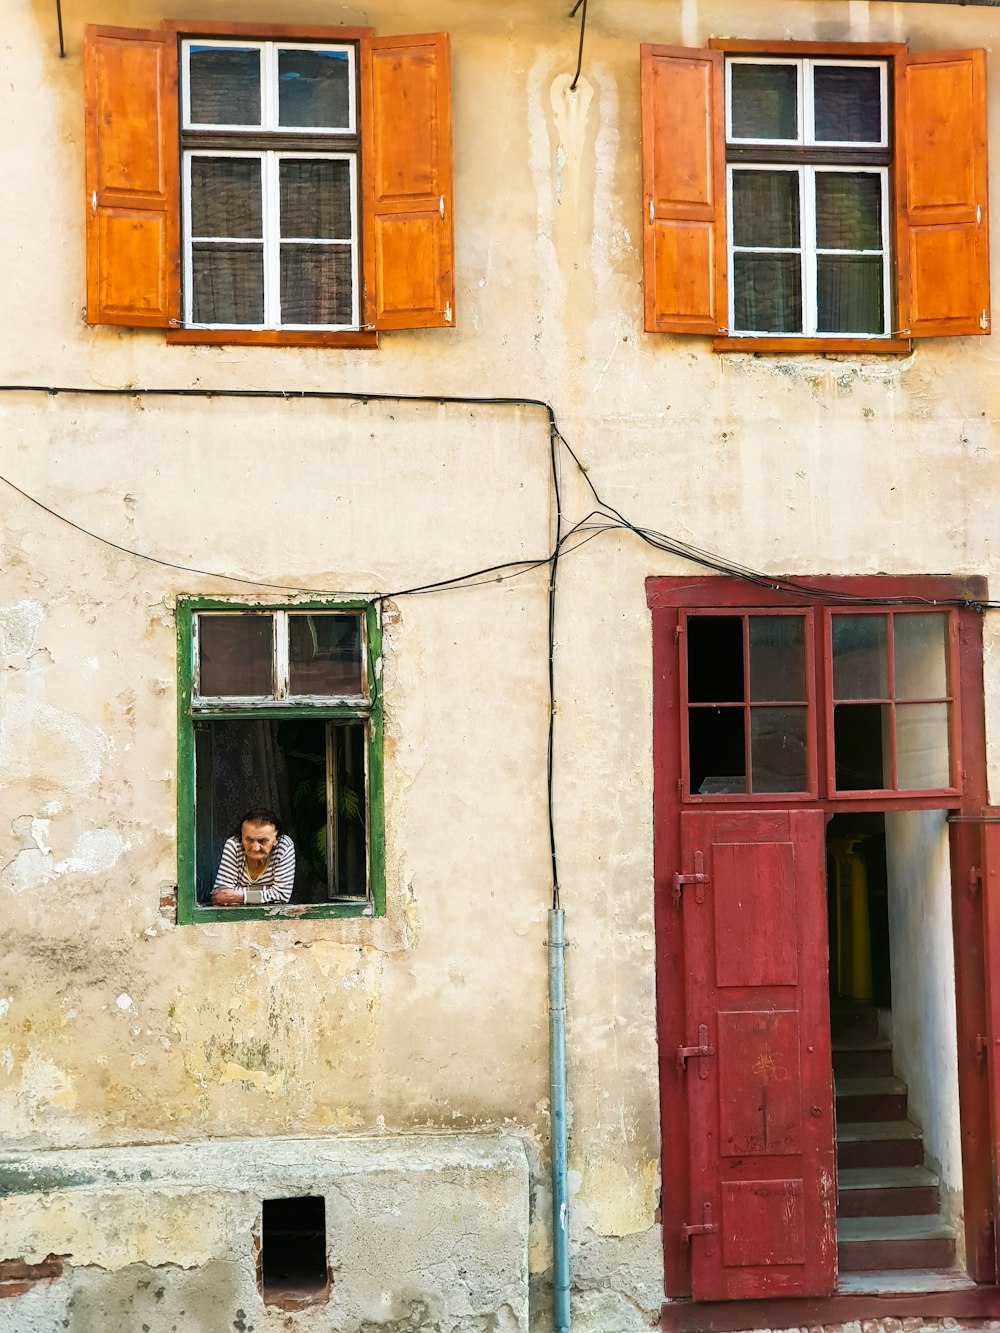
0, 1133, 529, 1332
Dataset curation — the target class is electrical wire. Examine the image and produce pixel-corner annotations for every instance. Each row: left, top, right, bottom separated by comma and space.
0, 378, 997, 922
569, 0, 588, 92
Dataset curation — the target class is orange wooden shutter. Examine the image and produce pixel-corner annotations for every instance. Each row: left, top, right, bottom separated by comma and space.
361, 33, 455, 331
640, 45, 726, 336
895, 49, 990, 339
679, 808, 837, 1301
84, 26, 179, 328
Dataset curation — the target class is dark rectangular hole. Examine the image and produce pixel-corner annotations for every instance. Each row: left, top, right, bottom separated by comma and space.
261, 1195, 329, 1307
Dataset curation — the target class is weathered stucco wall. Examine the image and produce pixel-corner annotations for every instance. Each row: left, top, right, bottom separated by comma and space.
4, 0, 1000, 1328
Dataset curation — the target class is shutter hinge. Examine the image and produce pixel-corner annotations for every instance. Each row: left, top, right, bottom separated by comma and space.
91, 190, 97, 215
649, 198, 654, 224
445, 301, 452, 323
682, 1202, 719, 1242
677, 1023, 714, 1077
439, 194, 445, 219
673, 850, 706, 907
982, 308, 989, 331
977, 204, 983, 226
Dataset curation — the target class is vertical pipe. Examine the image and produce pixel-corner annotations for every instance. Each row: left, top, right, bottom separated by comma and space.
548, 908, 571, 1331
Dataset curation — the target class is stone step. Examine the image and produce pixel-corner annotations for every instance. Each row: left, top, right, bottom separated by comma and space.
837, 1165, 939, 1217
836, 1076, 908, 1122
838, 1214, 956, 1272
837, 1119, 924, 1169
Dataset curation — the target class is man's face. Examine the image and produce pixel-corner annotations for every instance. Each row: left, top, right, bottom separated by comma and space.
241, 820, 278, 863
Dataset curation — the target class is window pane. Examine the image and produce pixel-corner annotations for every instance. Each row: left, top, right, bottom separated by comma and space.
191, 244, 264, 325
288, 615, 363, 695
816, 173, 882, 251
687, 617, 744, 703
834, 702, 889, 790
280, 245, 354, 325
894, 614, 949, 700
897, 703, 951, 789
278, 48, 351, 129
730, 63, 798, 140
190, 158, 263, 239
732, 170, 800, 249
816, 256, 884, 334
332, 723, 368, 898
832, 615, 889, 698
199, 615, 273, 696
813, 65, 882, 144
733, 253, 802, 333
280, 159, 353, 239
749, 616, 806, 701
188, 46, 261, 126
688, 708, 746, 794
751, 706, 808, 792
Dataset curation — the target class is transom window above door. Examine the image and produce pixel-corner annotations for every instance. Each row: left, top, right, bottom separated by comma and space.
682, 606, 959, 801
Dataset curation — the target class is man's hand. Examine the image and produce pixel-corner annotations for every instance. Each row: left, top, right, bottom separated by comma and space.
211, 888, 244, 906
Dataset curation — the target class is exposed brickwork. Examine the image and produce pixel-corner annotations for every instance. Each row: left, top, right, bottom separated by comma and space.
0, 1254, 64, 1298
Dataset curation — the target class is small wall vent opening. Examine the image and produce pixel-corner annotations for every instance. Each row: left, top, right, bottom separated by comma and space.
260, 1195, 330, 1308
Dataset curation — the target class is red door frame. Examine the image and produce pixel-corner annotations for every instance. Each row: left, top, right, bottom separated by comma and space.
648, 574, 996, 1301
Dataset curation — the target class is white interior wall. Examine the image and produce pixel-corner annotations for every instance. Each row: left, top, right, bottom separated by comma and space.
884, 809, 963, 1196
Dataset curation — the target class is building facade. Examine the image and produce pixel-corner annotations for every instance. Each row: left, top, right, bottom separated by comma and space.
3, 1, 1000, 1330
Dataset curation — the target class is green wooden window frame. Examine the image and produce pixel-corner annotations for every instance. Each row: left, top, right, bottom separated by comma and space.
176, 596, 385, 924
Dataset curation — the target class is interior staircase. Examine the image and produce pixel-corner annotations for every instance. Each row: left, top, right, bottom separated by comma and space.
832, 1005, 959, 1281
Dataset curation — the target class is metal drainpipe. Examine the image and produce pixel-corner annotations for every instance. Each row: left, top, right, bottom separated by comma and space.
548, 908, 571, 1331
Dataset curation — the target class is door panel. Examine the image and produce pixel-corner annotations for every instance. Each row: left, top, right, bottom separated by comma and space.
680, 808, 836, 1300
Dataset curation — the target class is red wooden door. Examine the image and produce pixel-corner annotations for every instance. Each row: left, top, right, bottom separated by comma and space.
679, 808, 837, 1300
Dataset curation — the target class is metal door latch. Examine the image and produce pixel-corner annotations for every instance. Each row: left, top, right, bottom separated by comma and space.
682, 1202, 719, 1241
677, 1023, 714, 1076
672, 850, 706, 907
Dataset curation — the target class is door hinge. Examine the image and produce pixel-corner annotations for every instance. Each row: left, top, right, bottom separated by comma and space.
677, 1023, 714, 1077
682, 1202, 719, 1242
975, 1032, 988, 1064
970, 866, 983, 895
673, 850, 707, 907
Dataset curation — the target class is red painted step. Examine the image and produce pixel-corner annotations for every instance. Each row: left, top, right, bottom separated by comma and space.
837, 1165, 939, 1218
838, 1215, 956, 1271
836, 1076, 908, 1123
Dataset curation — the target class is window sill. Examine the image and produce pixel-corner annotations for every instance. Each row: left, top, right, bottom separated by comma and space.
166, 329, 380, 350
179, 902, 376, 925
713, 336, 912, 355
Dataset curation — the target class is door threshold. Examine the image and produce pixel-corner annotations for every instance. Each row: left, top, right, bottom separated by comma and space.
838, 1268, 976, 1295
661, 1283, 1000, 1333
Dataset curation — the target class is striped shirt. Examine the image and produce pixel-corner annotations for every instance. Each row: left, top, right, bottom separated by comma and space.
213, 833, 295, 905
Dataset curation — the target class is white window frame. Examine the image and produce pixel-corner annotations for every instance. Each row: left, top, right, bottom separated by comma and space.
725, 56, 891, 339
181, 39, 357, 134
727, 163, 890, 338
192, 609, 369, 708
180, 39, 359, 331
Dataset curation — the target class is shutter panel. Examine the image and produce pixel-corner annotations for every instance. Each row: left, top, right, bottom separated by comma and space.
896, 49, 990, 338
679, 808, 836, 1301
640, 45, 726, 335
361, 33, 455, 331
84, 26, 179, 328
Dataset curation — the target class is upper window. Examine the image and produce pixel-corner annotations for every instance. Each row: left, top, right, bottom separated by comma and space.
181, 40, 360, 330
640, 41, 991, 350
726, 58, 890, 339
84, 24, 454, 345
177, 601, 384, 924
